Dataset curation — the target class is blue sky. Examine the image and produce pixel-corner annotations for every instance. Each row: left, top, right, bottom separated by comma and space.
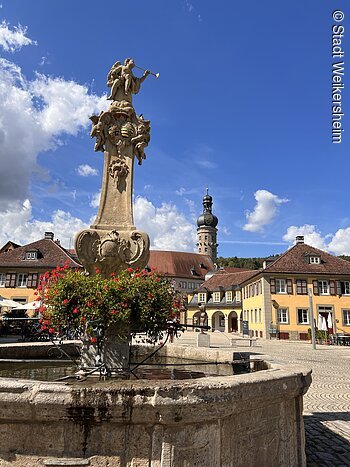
0, 0, 349, 258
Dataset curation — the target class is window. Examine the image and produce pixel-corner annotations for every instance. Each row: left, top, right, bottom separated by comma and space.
309, 256, 320, 264
198, 292, 206, 303
226, 291, 233, 302
319, 280, 329, 295
296, 279, 308, 295
277, 308, 289, 324
25, 251, 37, 260
342, 281, 350, 295
236, 290, 241, 302
26, 273, 38, 288
259, 308, 262, 323
0, 273, 5, 287
276, 279, 286, 294
343, 309, 350, 326
297, 308, 309, 324
254, 309, 257, 323
213, 292, 221, 303
17, 273, 27, 287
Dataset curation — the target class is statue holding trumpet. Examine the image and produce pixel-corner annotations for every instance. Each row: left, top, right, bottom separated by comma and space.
107, 58, 159, 102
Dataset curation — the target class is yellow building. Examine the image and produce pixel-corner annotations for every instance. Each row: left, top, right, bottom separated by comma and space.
187, 269, 257, 332
241, 236, 350, 340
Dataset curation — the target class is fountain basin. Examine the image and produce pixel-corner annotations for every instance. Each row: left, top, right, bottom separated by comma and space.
0, 343, 311, 467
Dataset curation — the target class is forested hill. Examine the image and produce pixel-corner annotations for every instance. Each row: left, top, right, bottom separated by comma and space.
217, 255, 350, 270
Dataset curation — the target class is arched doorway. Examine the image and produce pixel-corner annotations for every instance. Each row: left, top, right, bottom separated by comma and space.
228, 311, 238, 333
193, 311, 208, 329
211, 311, 225, 332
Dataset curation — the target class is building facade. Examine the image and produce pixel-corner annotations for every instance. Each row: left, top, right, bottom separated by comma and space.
241, 236, 350, 340
186, 269, 257, 332
0, 232, 81, 309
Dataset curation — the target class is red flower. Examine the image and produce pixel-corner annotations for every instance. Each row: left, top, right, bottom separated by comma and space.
95, 267, 101, 274
48, 328, 55, 334
87, 301, 93, 307
41, 325, 47, 331
148, 292, 153, 299
111, 309, 119, 315
73, 308, 79, 314
63, 299, 69, 304
90, 337, 97, 343
127, 268, 133, 273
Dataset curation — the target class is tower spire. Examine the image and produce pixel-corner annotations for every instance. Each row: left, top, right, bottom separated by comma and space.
196, 189, 218, 262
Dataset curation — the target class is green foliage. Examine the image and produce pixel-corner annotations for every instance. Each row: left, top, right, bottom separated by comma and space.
36, 266, 177, 343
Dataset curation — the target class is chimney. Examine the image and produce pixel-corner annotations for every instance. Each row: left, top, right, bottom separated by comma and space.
44, 232, 54, 240
296, 236, 304, 244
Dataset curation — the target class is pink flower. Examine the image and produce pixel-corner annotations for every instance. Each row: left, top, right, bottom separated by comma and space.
63, 299, 69, 304
73, 308, 79, 314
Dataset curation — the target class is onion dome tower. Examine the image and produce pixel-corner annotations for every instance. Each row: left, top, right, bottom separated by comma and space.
196, 188, 218, 262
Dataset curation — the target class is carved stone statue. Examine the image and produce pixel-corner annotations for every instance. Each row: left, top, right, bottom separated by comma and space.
75, 58, 153, 278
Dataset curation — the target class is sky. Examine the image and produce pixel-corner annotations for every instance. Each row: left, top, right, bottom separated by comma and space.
0, 0, 349, 258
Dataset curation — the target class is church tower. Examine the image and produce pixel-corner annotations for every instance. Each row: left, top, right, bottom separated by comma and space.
196, 189, 218, 262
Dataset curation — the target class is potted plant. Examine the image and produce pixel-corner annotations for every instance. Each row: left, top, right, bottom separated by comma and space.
35, 264, 178, 372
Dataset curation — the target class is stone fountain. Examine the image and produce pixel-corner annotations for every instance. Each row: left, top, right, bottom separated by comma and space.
0, 59, 312, 467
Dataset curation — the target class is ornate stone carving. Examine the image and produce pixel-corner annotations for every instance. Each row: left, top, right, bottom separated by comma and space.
75, 229, 150, 276
75, 58, 154, 277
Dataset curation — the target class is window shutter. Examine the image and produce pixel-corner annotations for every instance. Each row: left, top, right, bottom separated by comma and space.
270, 278, 276, 294
313, 280, 319, 295
10, 274, 16, 287
32, 273, 38, 288
336, 281, 342, 295
302, 280, 308, 295
287, 279, 293, 294
296, 279, 302, 294
330, 280, 336, 295
5, 273, 11, 288
27, 274, 33, 288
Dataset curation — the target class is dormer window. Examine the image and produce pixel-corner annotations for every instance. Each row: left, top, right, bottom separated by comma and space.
309, 256, 320, 264
213, 292, 221, 303
25, 251, 37, 260
198, 292, 206, 303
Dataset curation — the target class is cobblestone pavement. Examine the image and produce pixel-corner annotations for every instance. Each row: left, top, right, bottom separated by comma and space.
177, 333, 350, 466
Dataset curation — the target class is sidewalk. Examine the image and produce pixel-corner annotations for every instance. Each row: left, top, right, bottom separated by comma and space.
175, 332, 350, 466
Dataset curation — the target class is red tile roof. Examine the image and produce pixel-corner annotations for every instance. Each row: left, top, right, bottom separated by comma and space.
197, 269, 259, 291
148, 250, 214, 280
263, 242, 350, 275
0, 238, 82, 269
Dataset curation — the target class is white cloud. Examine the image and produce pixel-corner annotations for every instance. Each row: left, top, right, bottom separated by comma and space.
0, 199, 88, 248
77, 164, 98, 177
90, 191, 101, 208
0, 20, 36, 52
283, 224, 350, 255
243, 189, 289, 232
328, 228, 350, 255
220, 226, 231, 236
283, 225, 329, 250
0, 56, 107, 209
134, 196, 196, 252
